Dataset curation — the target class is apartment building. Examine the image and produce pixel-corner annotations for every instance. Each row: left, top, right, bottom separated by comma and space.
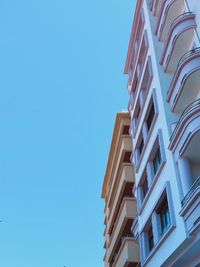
123, 0, 200, 266
102, 112, 140, 267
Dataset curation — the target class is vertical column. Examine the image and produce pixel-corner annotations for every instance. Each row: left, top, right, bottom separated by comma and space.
177, 157, 193, 196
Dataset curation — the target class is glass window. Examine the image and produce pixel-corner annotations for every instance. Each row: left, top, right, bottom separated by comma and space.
146, 104, 155, 131
142, 175, 148, 199
157, 196, 171, 235
135, 105, 140, 125
147, 225, 154, 252
153, 147, 161, 175
138, 138, 144, 156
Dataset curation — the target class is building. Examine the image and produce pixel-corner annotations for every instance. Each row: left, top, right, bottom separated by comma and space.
101, 112, 140, 267
124, 0, 200, 266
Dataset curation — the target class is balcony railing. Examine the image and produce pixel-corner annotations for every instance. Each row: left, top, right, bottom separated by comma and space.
177, 47, 200, 68
156, 0, 185, 41
167, 46, 200, 113
160, 12, 196, 72
170, 12, 193, 30
170, 99, 200, 142
182, 176, 200, 206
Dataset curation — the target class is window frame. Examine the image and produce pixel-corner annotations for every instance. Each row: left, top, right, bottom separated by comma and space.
137, 130, 166, 214
133, 89, 159, 173
139, 182, 176, 265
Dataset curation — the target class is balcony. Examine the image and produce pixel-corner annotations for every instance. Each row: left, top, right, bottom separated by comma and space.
156, 0, 185, 41
182, 176, 200, 206
107, 164, 134, 234
107, 198, 137, 263
112, 238, 140, 267
180, 176, 200, 236
167, 48, 200, 113
170, 99, 200, 152
151, 0, 164, 17
160, 12, 196, 73
107, 136, 132, 207
169, 100, 200, 235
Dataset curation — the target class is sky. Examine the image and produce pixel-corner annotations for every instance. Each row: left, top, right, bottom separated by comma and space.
0, 0, 136, 266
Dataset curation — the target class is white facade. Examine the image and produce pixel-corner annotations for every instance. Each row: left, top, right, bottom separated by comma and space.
124, 0, 200, 266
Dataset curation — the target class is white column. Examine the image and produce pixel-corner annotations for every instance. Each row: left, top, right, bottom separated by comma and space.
177, 157, 193, 196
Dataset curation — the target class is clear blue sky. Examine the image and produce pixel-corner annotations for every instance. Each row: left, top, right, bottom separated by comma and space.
0, 0, 136, 266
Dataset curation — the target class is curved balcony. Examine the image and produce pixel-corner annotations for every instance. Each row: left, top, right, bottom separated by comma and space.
167, 48, 200, 113
169, 99, 200, 150
180, 176, 200, 236
170, 100, 200, 235
155, 0, 185, 41
160, 12, 196, 73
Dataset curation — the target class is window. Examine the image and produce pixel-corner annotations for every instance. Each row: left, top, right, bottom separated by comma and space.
122, 125, 130, 135
147, 225, 154, 252
142, 175, 148, 199
138, 138, 144, 155
140, 183, 175, 263
123, 151, 131, 163
157, 196, 171, 235
135, 105, 141, 125
153, 147, 161, 175
146, 104, 155, 131
131, 75, 139, 93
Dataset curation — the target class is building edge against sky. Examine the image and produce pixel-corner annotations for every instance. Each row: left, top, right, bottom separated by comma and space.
102, 0, 200, 267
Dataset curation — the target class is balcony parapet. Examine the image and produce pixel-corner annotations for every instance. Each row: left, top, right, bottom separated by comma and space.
182, 176, 200, 206
167, 48, 200, 113
155, 0, 185, 40
107, 164, 134, 233
169, 99, 200, 152
160, 12, 196, 73
105, 136, 132, 212
107, 198, 137, 261
112, 237, 140, 267
180, 176, 200, 236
